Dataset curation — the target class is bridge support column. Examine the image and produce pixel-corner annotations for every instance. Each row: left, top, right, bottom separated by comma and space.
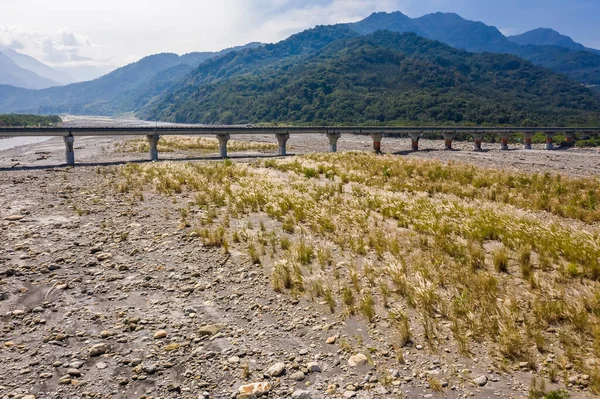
500, 135, 510, 151
545, 132, 556, 150
523, 132, 534, 150
472, 133, 484, 152
146, 134, 160, 161
442, 132, 456, 150
276, 133, 290, 156
63, 135, 75, 166
326, 132, 341, 153
409, 132, 421, 151
370, 133, 383, 153
565, 132, 576, 145
216, 134, 230, 158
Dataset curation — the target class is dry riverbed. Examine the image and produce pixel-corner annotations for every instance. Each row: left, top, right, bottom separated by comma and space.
1, 120, 600, 399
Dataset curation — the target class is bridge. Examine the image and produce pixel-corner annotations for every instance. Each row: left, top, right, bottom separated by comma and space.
1, 126, 599, 165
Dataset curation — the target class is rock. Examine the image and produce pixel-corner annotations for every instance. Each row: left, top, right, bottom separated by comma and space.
154, 330, 168, 339
165, 343, 180, 351
343, 392, 357, 398
307, 362, 321, 373
89, 343, 109, 357
473, 375, 488, 386
96, 362, 107, 369
326, 335, 337, 344
4, 215, 25, 221
348, 354, 368, 367
237, 382, 272, 397
12, 309, 25, 316
198, 324, 224, 336
266, 362, 285, 377
96, 253, 112, 261
290, 371, 305, 381
22, 396, 36, 399
100, 330, 111, 338
292, 390, 311, 399
67, 368, 82, 377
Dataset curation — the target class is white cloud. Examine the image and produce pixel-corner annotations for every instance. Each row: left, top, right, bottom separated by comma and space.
0, 0, 416, 69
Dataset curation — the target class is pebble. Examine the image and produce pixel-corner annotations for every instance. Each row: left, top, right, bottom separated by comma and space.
89, 343, 109, 357
266, 362, 285, 377
290, 371, 305, 381
198, 324, 224, 336
154, 330, 168, 339
291, 390, 311, 399
307, 362, 321, 373
96, 362, 108, 369
473, 375, 488, 386
348, 354, 368, 367
326, 336, 337, 344
237, 381, 272, 396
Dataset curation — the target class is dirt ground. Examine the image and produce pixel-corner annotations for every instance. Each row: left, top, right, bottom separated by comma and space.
1, 117, 599, 399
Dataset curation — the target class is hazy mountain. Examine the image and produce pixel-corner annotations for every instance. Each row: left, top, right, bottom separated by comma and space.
2, 49, 75, 84
140, 30, 600, 126
509, 28, 600, 54
0, 43, 264, 115
0, 51, 59, 89
348, 11, 600, 86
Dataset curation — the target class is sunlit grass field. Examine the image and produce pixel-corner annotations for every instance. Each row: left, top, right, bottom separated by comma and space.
120, 136, 278, 153
98, 152, 600, 394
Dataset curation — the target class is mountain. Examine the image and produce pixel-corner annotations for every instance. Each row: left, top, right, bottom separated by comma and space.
509, 28, 600, 55
0, 43, 264, 115
140, 30, 600, 127
0, 51, 59, 89
349, 12, 600, 86
2, 49, 75, 84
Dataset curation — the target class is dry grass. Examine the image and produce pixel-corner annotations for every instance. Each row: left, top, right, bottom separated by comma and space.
98, 152, 600, 394
120, 135, 277, 153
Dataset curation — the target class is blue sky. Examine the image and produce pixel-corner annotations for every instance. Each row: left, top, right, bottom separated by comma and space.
1, 0, 599, 76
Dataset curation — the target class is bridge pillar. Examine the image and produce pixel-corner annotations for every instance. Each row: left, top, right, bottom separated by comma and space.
326, 132, 341, 153
216, 134, 230, 158
370, 133, 383, 153
472, 133, 484, 152
500, 135, 510, 151
523, 132, 534, 150
63, 135, 75, 166
409, 132, 421, 151
276, 133, 290, 156
442, 132, 456, 150
146, 134, 160, 161
565, 132, 576, 145
545, 132, 556, 150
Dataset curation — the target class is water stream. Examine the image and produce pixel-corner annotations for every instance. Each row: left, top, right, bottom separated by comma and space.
0, 136, 54, 151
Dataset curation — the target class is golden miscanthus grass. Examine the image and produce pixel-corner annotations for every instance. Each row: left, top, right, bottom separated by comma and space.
98, 152, 600, 394
119, 135, 278, 153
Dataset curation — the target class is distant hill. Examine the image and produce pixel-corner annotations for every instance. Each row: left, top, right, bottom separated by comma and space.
140, 30, 600, 127
0, 114, 62, 127
0, 51, 59, 89
2, 49, 75, 84
0, 43, 263, 115
509, 28, 600, 55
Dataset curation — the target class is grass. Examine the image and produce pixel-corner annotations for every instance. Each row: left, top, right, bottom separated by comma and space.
97, 151, 600, 395
120, 135, 278, 153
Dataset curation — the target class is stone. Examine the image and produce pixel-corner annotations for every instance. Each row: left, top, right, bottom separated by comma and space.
67, 368, 82, 377
343, 392, 357, 398
154, 330, 168, 339
266, 362, 285, 377
96, 362, 107, 369
473, 375, 488, 386
89, 343, 109, 357
198, 324, 224, 336
326, 336, 337, 344
22, 396, 36, 399
290, 371, 305, 381
237, 382, 272, 397
348, 354, 368, 367
292, 390, 311, 399
96, 253, 112, 261
165, 343, 180, 351
306, 362, 321, 373
4, 215, 25, 221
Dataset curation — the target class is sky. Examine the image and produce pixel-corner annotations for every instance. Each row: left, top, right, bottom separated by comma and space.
1, 0, 599, 80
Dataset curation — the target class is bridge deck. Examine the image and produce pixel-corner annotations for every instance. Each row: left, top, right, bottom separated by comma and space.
0, 126, 599, 137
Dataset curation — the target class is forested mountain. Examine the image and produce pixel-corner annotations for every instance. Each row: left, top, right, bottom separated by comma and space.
140, 31, 600, 126
0, 52, 59, 89
509, 28, 600, 55
348, 12, 600, 87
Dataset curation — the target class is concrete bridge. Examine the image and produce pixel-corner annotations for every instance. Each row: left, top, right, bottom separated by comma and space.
0, 126, 598, 165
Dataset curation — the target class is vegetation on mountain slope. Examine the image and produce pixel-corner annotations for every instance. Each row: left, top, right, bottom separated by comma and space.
141, 32, 600, 126
0, 114, 62, 127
